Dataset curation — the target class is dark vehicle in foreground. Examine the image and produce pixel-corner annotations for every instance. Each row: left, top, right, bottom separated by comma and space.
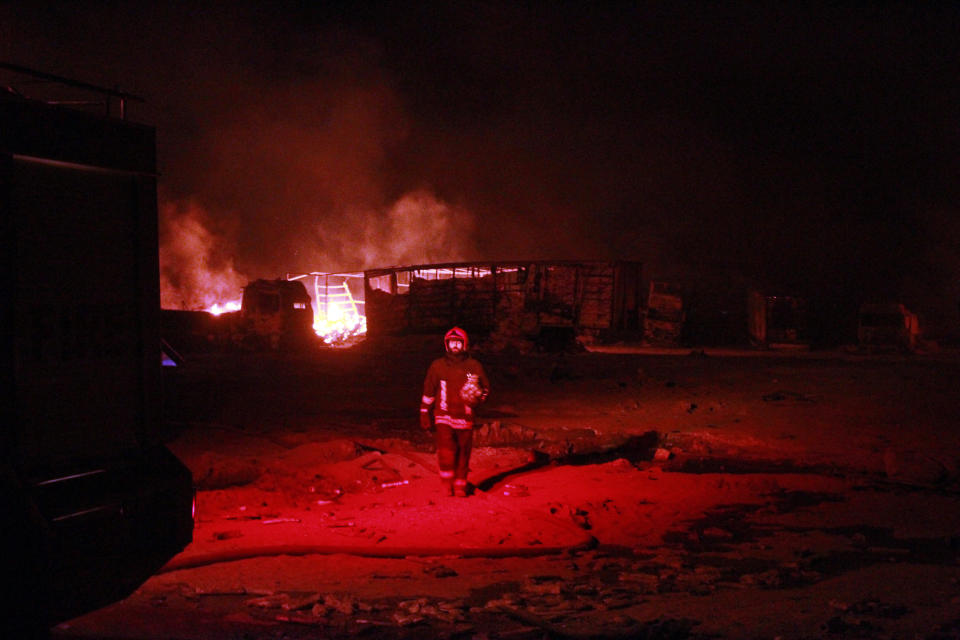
1, 66, 194, 634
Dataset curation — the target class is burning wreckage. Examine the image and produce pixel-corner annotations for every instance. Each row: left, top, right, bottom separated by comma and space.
164, 260, 935, 355
163, 261, 644, 352
363, 260, 644, 350
163, 279, 316, 351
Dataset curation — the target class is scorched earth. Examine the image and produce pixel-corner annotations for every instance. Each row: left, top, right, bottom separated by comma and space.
53, 338, 960, 639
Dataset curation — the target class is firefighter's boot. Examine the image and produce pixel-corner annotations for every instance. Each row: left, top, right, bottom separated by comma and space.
453, 479, 468, 498
439, 472, 454, 496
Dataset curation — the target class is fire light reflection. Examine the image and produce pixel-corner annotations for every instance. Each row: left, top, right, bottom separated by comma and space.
207, 300, 241, 316
204, 273, 368, 346
291, 272, 367, 345
203, 265, 519, 346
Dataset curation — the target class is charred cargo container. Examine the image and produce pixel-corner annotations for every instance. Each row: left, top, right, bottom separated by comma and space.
747, 291, 810, 350
364, 260, 642, 347
1, 74, 193, 631
643, 281, 685, 346
857, 303, 921, 353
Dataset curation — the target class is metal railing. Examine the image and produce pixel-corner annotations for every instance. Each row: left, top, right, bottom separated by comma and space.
0, 62, 144, 119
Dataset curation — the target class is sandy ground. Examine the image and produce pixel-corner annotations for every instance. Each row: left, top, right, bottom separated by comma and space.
52, 340, 960, 639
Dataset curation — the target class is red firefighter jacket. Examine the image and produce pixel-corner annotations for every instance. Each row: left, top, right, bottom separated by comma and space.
421, 353, 490, 429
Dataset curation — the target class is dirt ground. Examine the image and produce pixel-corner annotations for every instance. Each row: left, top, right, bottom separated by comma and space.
53, 339, 960, 639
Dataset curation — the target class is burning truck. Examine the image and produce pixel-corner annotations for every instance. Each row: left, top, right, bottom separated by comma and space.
170, 261, 642, 352
164, 275, 363, 351
287, 271, 366, 344
235, 278, 315, 350
222, 274, 365, 348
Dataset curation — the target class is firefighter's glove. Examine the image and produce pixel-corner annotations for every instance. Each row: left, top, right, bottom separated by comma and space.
419, 411, 432, 430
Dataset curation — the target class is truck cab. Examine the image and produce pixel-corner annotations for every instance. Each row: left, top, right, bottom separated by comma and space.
858, 302, 921, 353
238, 278, 315, 350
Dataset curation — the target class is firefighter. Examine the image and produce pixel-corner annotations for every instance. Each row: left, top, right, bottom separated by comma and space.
420, 327, 490, 497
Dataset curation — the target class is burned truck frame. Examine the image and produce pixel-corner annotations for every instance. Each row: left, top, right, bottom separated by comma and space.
237, 278, 314, 350
858, 302, 921, 353
364, 260, 642, 346
747, 290, 810, 350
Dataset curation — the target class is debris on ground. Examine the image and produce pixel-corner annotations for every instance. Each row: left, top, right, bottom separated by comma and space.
761, 390, 815, 403
57, 348, 960, 640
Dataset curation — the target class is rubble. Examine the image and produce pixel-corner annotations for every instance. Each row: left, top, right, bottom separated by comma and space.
423, 564, 458, 578
762, 390, 815, 403
617, 571, 660, 593
475, 421, 539, 445
188, 571, 724, 638
190, 452, 261, 489
245, 593, 291, 609
501, 483, 530, 497
281, 593, 323, 611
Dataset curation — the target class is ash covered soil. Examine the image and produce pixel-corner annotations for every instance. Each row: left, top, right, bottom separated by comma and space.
55, 339, 960, 639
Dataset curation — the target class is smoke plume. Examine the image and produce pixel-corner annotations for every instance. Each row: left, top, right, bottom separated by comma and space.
158, 200, 248, 310
349, 190, 477, 270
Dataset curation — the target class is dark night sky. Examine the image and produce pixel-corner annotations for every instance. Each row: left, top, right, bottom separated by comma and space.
3, 2, 959, 327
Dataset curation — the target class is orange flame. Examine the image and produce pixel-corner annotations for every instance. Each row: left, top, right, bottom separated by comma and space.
311, 280, 366, 345
208, 300, 241, 315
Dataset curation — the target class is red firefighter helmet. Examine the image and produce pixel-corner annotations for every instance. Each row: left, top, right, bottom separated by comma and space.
444, 326, 468, 353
